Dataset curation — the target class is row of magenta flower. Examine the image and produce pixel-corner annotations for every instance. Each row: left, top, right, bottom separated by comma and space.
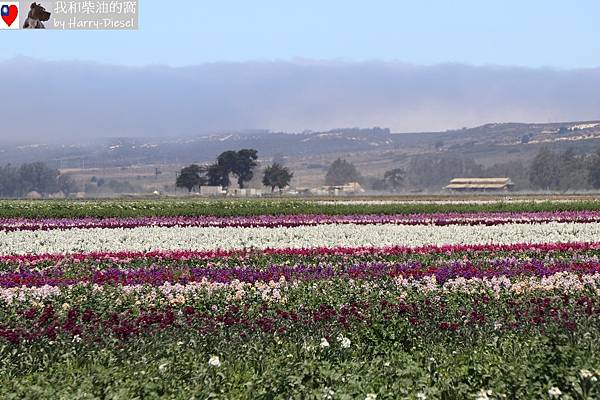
1, 280, 598, 345
1, 242, 600, 286
2, 210, 600, 231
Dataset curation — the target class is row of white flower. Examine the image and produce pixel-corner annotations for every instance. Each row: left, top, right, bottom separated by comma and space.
0, 221, 598, 255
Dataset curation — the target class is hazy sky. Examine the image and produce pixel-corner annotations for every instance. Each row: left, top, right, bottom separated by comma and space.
3, 0, 600, 68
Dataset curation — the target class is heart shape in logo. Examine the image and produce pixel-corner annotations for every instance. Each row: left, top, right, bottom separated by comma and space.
1, 5, 18, 27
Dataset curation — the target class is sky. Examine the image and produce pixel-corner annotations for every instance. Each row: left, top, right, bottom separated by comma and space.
3, 0, 600, 68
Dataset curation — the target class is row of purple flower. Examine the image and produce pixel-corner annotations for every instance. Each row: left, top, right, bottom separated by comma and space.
2, 210, 600, 231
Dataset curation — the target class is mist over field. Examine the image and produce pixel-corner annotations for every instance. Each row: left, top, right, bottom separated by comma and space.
3, 57, 600, 141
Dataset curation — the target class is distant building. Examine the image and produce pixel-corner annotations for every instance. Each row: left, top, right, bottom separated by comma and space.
445, 178, 514, 192
200, 186, 225, 196
313, 182, 365, 196
226, 188, 262, 197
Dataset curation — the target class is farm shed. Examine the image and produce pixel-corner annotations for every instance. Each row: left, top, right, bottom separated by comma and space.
445, 177, 514, 192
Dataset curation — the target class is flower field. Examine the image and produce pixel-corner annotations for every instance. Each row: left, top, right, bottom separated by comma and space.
2, 200, 600, 398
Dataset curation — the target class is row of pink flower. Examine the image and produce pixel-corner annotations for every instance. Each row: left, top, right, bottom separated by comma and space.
2, 241, 600, 266
2, 210, 600, 232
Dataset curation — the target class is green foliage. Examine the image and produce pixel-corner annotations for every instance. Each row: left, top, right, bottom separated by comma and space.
588, 149, 600, 189
0, 162, 65, 197
57, 175, 79, 196
383, 168, 406, 192
0, 198, 600, 218
262, 163, 294, 192
529, 147, 592, 191
325, 159, 361, 186
1, 326, 599, 398
207, 163, 230, 187
176, 164, 207, 192
208, 149, 259, 189
234, 149, 259, 188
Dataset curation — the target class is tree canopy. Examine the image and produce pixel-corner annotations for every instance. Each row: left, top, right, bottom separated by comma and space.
176, 164, 207, 192
209, 149, 258, 188
0, 162, 66, 197
325, 158, 361, 186
383, 168, 406, 191
262, 163, 293, 192
529, 148, 562, 190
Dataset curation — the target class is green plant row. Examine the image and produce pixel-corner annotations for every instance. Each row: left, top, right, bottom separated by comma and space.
1, 328, 598, 399
2, 198, 600, 218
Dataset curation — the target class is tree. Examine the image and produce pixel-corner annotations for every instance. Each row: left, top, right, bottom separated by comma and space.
176, 164, 206, 192
58, 174, 78, 196
207, 163, 229, 187
262, 163, 293, 192
210, 149, 259, 188
325, 158, 361, 186
529, 148, 560, 190
556, 148, 590, 191
18, 162, 59, 195
589, 148, 600, 189
0, 164, 18, 197
383, 168, 405, 191
232, 149, 258, 188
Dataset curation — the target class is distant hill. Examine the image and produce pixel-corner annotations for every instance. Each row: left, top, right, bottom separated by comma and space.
2, 121, 600, 170
2, 58, 600, 142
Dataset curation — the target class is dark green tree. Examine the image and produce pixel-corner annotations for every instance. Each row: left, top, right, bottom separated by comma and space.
383, 168, 406, 191
557, 148, 590, 191
176, 164, 207, 192
0, 164, 19, 197
529, 148, 560, 190
325, 158, 361, 186
18, 162, 59, 196
232, 149, 258, 188
589, 148, 600, 189
210, 149, 259, 188
207, 163, 230, 187
58, 174, 79, 196
262, 163, 293, 192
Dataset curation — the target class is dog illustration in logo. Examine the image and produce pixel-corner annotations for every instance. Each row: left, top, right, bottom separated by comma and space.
23, 2, 51, 29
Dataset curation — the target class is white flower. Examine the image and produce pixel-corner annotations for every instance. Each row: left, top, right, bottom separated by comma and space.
208, 355, 221, 367
3, 221, 600, 255
337, 335, 351, 348
580, 369, 593, 380
416, 393, 427, 400
475, 389, 492, 400
320, 338, 330, 348
365, 394, 377, 400
158, 362, 169, 372
548, 387, 562, 398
